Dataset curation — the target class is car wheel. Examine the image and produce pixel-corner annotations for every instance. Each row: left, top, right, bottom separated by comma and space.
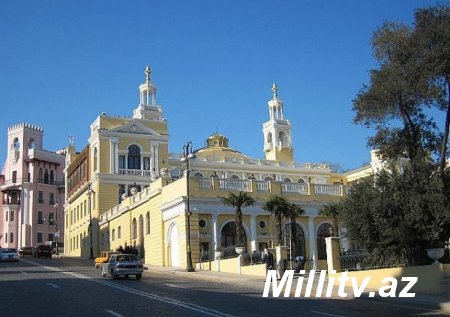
136, 274, 142, 280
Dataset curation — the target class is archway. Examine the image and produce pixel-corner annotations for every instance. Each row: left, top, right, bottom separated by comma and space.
283, 223, 306, 257
168, 223, 180, 267
220, 221, 247, 249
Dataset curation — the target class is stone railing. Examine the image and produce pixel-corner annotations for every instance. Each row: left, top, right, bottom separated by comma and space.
118, 169, 152, 176
218, 179, 251, 192
281, 182, 308, 194
314, 184, 343, 196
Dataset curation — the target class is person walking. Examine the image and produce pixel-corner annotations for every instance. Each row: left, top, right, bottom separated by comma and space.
262, 248, 274, 275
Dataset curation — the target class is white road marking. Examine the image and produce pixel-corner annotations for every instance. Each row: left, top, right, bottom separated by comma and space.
310, 311, 347, 317
46, 282, 60, 289
105, 310, 125, 317
19, 271, 28, 275
165, 283, 184, 288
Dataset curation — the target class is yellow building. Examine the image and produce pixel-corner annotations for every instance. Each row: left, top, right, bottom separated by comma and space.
65, 66, 381, 270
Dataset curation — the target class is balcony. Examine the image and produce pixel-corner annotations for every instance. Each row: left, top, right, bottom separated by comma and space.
118, 169, 152, 177
37, 179, 65, 187
2, 198, 21, 206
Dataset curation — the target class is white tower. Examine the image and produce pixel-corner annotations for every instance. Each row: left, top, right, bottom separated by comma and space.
133, 66, 164, 121
262, 83, 294, 162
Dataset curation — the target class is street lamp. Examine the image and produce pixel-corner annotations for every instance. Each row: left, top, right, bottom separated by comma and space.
87, 184, 95, 260
53, 202, 59, 255
181, 141, 196, 272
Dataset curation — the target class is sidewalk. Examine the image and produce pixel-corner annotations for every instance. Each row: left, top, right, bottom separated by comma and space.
145, 265, 450, 313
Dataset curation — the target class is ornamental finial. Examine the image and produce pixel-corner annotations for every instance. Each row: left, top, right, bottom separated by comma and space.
272, 83, 278, 100
145, 66, 151, 83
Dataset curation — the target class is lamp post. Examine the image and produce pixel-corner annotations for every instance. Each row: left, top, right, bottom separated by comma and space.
87, 184, 95, 259
53, 202, 59, 256
181, 141, 196, 272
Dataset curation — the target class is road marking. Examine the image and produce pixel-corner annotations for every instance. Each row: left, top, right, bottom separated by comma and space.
165, 283, 184, 288
19, 271, 28, 275
46, 283, 60, 289
310, 311, 347, 317
105, 310, 125, 317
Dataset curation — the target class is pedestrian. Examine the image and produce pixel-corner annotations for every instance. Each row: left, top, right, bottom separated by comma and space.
117, 245, 124, 254
262, 248, 274, 275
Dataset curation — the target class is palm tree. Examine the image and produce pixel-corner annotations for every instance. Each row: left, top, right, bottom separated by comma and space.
263, 195, 290, 246
220, 191, 256, 248
319, 204, 339, 236
286, 202, 305, 256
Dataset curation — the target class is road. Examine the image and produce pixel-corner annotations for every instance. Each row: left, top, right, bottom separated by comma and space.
0, 257, 448, 317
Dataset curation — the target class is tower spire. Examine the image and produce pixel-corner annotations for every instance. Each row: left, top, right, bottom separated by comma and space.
145, 65, 151, 83
272, 83, 278, 100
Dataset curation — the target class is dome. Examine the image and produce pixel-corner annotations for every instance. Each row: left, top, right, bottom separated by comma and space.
206, 133, 229, 148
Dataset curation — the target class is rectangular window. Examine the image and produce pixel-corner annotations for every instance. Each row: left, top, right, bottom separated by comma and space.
27, 173, 31, 182
118, 226, 121, 239
84, 200, 87, 217
38, 191, 44, 204
12, 171, 17, 183
10, 232, 13, 243
143, 157, 150, 170
5, 234, 7, 243
48, 233, 54, 242
119, 155, 125, 169
38, 211, 43, 224
49, 213, 55, 225
37, 232, 43, 243
49, 193, 55, 205
5, 212, 8, 222
10, 210, 14, 222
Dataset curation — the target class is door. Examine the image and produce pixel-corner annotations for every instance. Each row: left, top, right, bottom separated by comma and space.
169, 224, 180, 267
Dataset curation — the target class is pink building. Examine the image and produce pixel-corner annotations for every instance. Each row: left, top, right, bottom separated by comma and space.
0, 123, 65, 249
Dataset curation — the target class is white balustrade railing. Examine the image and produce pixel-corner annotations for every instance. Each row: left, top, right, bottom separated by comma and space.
118, 169, 152, 176
219, 179, 251, 192
198, 177, 212, 189
314, 184, 343, 196
255, 180, 269, 192
281, 182, 308, 194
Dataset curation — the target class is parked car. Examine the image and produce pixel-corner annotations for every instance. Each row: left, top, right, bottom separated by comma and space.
95, 251, 120, 269
33, 245, 52, 258
19, 246, 34, 257
0, 248, 20, 262
101, 254, 144, 280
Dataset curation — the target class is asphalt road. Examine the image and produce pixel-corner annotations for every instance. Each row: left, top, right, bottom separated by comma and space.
0, 257, 448, 317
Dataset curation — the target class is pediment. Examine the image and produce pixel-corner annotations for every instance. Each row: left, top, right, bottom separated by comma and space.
110, 120, 161, 136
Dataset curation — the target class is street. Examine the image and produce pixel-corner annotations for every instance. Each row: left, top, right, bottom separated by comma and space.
0, 257, 447, 317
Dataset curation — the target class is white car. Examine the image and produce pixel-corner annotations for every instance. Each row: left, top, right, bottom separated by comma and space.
101, 254, 144, 280
0, 248, 19, 262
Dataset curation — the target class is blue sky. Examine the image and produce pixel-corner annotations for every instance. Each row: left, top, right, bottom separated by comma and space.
0, 0, 444, 170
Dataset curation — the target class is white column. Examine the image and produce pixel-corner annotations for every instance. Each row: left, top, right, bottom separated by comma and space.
154, 143, 159, 177
250, 215, 257, 252
308, 216, 317, 269
110, 139, 116, 174
150, 143, 155, 178
212, 214, 218, 252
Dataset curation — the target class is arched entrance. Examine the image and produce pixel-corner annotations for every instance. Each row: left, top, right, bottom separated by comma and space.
283, 223, 306, 257
138, 215, 144, 259
168, 223, 180, 267
317, 223, 332, 260
220, 221, 247, 249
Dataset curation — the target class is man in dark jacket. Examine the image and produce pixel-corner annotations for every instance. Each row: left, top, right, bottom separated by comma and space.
262, 248, 274, 274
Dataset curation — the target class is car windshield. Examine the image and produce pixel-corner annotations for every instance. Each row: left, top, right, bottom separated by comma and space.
39, 246, 51, 250
2, 248, 17, 253
116, 255, 138, 262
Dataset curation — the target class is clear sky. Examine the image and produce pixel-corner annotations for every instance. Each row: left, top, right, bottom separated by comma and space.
0, 0, 444, 171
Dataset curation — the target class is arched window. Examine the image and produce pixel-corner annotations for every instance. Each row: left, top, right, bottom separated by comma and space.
49, 170, 54, 184
317, 223, 332, 260
279, 132, 287, 146
38, 168, 43, 182
284, 177, 292, 183
128, 145, 141, 170
264, 176, 273, 181
28, 138, 36, 149
132, 218, 137, 239
220, 222, 247, 249
283, 223, 306, 257
230, 175, 240, 179
146, 212, 150, 235
193, 172, 204, 178
12, 137, 20, 150
44, 169, 49, 184
267, 132, 272, 145
297, 178, 305, 184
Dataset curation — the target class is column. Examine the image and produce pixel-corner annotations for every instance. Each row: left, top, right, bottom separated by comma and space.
250, 215, 257, 252
212, 214, 218, 252
110, 139, 117, 174
150, 143, 155, 178
154, 143, 159, 177
308, 216, 317, 269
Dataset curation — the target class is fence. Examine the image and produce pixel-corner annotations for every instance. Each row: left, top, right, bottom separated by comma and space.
339, 252, 408, 271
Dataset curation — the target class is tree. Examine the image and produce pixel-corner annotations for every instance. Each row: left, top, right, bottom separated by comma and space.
220, 191, 255, 248
319, 204, 339, 237
263, 195, 291, 246
415, 5, 450, 178
286, 202, 304, 256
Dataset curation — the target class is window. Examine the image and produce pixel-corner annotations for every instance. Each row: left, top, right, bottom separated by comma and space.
5, 212, 8, 222
49, 193, 55, 205
38, 212, 43, 224
10, 233, 13, 243
119, 155, 125, 169
84, 200, 87, 217
230, 175, 240, 179
264, 176, 273, 181
4, 234, 7, 243
65, 214, 68, 228
49, 233, 54, 242
132, 218, 137, 239
199, 219, 207, 228
317, 223, 332, 261
38, 168, 43, 182
118, 226, 121, 239
10, 210, 14, 222
38, 191, 44, 204
28, 138, 36, 149
93, 147, 98, 172
267, 132, 272, 145
143, 157, 150, 170
128, 145, 141, 170
297, 178, 305, 184
146, 212, 150, 235
112, 229, 116, 241
259, 221, 266, 229
37, 232, 43, 243
278, 131, 287, 146
49, 170, 54, 184
12, 171, 17, 183
77, 206, 79, 222
284, 178, 292, 183
12, 137, 20, 150
44, 169, 49, 184
193, 172, 204, 178
49, 213, 55, 225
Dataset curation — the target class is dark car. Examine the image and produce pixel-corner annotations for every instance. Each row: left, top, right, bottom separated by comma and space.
34, 245, 52, 258
19, 246, 34, 257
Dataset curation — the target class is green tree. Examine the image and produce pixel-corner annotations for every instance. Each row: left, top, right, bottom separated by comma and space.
220, 191, 255, 248
263, 195, 291, 246
286, 202, 304, 256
